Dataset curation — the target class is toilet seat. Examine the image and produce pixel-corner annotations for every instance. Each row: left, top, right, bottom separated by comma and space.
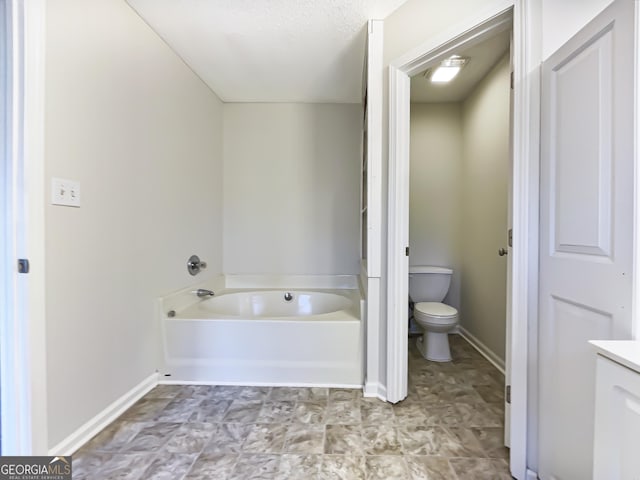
414, 302, 457, 325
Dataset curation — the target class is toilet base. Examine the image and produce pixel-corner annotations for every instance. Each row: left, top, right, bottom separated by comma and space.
416, 331, 452, 362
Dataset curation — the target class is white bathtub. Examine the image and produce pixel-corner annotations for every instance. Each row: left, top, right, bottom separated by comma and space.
159, 278, 363, 387
182, 290, 355, 318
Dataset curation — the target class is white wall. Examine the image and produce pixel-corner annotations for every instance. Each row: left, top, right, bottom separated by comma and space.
541, 0, 613, 59
223, 103, 361, 275
45, 0, 224, 449
460, 53, 510, 361
409, 103, 462, 309
383, 0, 501, 65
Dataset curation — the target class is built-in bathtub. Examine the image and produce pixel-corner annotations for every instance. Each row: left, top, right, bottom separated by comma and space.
158, 276, 363, 387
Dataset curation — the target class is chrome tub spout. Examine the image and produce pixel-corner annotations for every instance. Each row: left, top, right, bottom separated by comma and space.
192, 289, 215, 297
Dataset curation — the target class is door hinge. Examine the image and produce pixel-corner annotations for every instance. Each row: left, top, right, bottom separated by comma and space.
508, 228, 513, 247
506, 385, 511, 404
510, 71, 514, 89
17, 258, 30, 274
405, 246, 410, 256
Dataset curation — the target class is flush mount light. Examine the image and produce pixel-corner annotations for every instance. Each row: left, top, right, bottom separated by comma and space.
427, 55, 468, 83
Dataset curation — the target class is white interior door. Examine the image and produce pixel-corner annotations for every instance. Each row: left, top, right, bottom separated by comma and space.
538, 1, 635, 478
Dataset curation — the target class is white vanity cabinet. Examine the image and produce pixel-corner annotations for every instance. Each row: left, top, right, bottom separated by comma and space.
591, 341, 640, 480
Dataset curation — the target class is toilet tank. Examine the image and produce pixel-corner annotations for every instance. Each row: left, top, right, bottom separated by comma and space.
409, 266, 453, 303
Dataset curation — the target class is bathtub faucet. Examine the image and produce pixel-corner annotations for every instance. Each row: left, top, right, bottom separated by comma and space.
192, 289, 215, 298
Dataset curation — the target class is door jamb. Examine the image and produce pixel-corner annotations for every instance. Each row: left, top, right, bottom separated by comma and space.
633, 0, 640, 342
22, 0, 48, 455
1, 0, 48, 455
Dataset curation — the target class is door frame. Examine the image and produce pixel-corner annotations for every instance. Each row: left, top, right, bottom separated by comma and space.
386, 1, 537, 477
633, 0, 640, 343
1, 0, 47, 455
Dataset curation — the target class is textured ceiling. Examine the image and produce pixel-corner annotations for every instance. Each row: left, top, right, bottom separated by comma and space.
411, 28, 511, 103
127, 0, 408, 103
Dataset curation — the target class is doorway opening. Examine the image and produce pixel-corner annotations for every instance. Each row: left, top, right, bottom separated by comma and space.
410, 8, 512, 431
386, 5, 536, 478
407, 27, 511, 368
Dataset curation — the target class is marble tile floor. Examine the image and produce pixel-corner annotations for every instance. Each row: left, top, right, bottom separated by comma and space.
72, 334, 511, 479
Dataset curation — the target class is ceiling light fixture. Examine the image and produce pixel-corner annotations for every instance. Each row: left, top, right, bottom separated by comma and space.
428, 55, 468, 83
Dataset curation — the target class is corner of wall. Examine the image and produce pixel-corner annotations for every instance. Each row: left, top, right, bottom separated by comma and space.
43, 0, 225, 448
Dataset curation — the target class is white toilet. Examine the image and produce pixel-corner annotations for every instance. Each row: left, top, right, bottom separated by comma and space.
409, 266, 458, 362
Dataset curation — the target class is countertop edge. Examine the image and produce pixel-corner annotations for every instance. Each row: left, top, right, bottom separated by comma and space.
590, 340, 640, 374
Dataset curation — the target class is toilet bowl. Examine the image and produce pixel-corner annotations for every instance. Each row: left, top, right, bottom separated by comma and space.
413, 301, 458, 362
409, 266, 458, 362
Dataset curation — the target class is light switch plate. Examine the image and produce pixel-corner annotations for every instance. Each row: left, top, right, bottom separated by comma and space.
51, 177, 81, 207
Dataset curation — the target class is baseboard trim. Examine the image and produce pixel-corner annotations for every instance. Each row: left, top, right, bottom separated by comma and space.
363, 381, 387, 401
49, 372, 158, 456
526, 468, 539, 480
456, 327, 506, 374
